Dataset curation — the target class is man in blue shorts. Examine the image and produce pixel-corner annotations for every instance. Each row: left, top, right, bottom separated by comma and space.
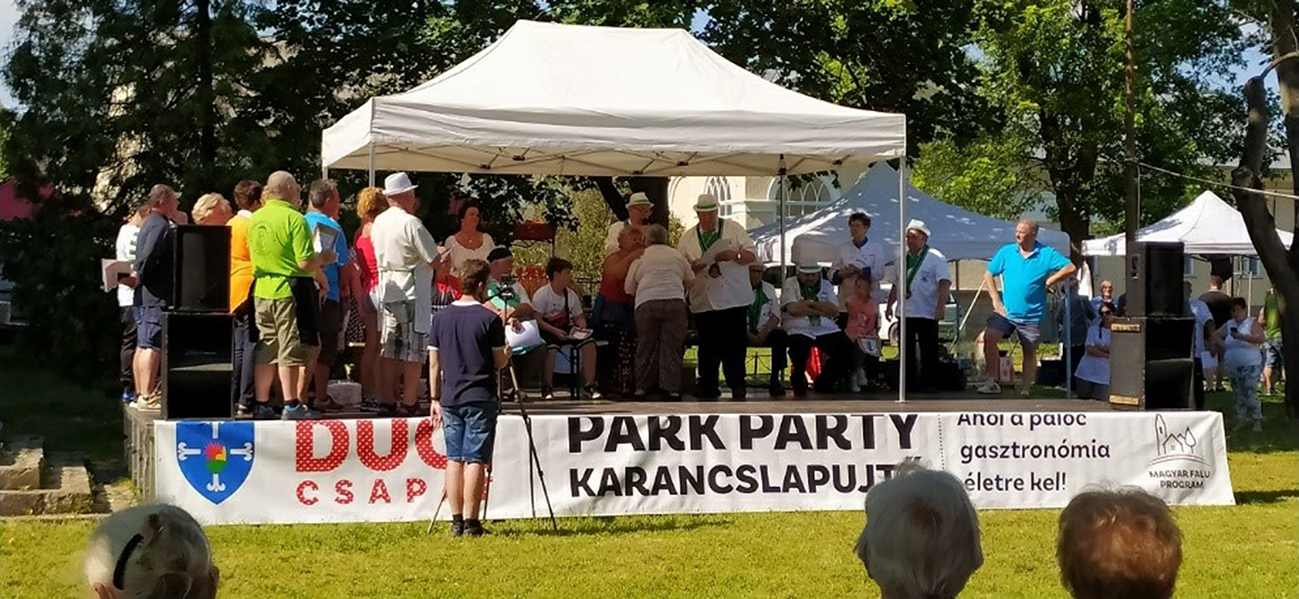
429, 259, 509, 537
979, 219, 1075, 396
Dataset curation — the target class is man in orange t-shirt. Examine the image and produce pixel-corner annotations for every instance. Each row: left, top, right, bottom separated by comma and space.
230, 180, 263, 415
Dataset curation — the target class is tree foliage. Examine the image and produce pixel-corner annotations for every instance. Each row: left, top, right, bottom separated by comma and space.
920, 0, 1248, 255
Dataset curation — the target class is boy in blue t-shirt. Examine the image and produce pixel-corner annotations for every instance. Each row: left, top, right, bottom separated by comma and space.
428, 259, 508, 537
978, 219, 1075, 396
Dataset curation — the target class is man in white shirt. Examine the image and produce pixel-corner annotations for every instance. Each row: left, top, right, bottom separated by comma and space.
746, 263, 787, 396
531, 257, 599, 399
1186, 281, 1214, 410
886, 220, 952, 393
372, 172, 440, 417
603, 192, 653, 255
678, 194, 757, 399
830, 212, 893, 325
782, 264, 853, 395
114, 203, 147, 403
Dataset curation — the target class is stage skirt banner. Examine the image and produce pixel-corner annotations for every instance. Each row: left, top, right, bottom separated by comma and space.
153, 411, 1233, 525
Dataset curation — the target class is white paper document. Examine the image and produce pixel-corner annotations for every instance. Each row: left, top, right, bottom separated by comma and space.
506, 319, 544, 355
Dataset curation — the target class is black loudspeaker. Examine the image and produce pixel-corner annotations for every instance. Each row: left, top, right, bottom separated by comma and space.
1109, 316, 1195, 410
162, 312, 233, 419
1125, 241, 1185, 317
173, 225, 230, 313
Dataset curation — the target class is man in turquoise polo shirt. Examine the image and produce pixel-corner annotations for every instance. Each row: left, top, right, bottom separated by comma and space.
248, 171, 336, 420
978, 219, 1075, 396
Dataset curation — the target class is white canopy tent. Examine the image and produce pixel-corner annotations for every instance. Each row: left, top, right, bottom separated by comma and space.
321, 19, 923, 399
1082, 190, 1293, 256
752, 163, 1071, 264
321, 20, 905, 177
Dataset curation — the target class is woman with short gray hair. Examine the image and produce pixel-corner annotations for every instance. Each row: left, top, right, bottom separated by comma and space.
84, 503, 219, 598
855, 463, 983, 599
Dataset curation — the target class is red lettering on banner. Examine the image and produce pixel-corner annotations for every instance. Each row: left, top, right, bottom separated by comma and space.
406, 478, 428, 502
414, 419, 448, 470
335, 480, 354, 504
358, 419, 408, 471
297, 480, 319, 505
369, 479, 392, 504
296, 421, 348, 472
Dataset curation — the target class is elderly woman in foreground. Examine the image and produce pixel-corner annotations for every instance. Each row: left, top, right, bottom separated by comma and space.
84, 503, 218, 598
855, 463, 983, 599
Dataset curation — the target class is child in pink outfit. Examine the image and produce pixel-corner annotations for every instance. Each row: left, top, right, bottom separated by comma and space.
844, 278, 880, 391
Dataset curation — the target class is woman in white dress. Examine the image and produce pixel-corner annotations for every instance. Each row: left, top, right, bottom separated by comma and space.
1216, 296, 1267, 431
444, 200, 495, 271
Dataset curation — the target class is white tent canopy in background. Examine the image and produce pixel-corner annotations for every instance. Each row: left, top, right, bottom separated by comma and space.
1082, 190, 1294, 256
752, 163, 1071, 264
321, 20, 905, 177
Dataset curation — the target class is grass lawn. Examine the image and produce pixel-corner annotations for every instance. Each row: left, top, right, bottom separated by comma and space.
1, 348, 1296, 598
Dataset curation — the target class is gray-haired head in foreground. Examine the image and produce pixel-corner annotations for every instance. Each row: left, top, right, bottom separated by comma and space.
645, 223, 669, 245
84, 503, 219, 599
855, 462, 983, 599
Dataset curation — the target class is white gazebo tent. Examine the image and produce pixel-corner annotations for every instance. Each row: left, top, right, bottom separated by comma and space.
751, 163, 1071, 264
321, 20, 916, 398
1082, 190, 1294, 308
1082, 190, 1294, 256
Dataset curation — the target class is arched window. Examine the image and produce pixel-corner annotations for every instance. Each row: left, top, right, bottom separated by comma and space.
704, 176, 736, 218
767, 176, 834, 218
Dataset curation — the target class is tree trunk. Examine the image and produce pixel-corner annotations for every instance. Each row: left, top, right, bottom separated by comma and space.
195, 0, 216, 184
1234, 68, 1299, 418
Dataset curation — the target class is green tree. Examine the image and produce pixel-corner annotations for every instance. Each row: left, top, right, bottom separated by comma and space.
700, 0, 991, 151
932, 0, 1248, 257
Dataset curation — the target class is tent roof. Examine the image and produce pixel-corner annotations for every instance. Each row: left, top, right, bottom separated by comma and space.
1081, 190, 1294, 256
752, 163, 1071, 263
321, 20, 905, 177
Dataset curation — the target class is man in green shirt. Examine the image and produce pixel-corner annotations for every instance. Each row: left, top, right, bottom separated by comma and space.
1259, 288, 1285, 395
247, 171, 335, 420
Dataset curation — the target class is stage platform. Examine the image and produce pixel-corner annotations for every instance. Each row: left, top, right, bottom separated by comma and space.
502, 393, 1111, 416
215, 392, 1111, 421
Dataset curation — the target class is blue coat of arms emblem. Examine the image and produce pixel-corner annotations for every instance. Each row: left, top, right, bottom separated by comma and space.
176, 421, 255, 504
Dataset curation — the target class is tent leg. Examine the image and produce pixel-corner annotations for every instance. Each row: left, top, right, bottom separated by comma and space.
1065, 279, 1072, 399
368, 142, 376, 187
778, 155, 787, 276
897, 149, 908, 404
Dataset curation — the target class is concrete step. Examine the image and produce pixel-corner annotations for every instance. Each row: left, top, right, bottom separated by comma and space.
0, 436, 44, 491
0, 452, 94, 516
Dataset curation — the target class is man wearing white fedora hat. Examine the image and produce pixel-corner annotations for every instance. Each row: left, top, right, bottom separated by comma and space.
603, 191, 654, 255
886, 219, 951, 393
678, 193, 757, 399
372, 172, 441, 417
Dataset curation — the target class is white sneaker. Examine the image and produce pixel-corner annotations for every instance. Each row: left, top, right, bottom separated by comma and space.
976, 380, 1001, 395
855, 370, 868, 386
849, 379, 861, 393
133, 392, 161, 412
1252, 419, 1263, 432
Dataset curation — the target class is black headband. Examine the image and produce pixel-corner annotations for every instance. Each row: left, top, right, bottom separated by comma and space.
113, 533, 145, 590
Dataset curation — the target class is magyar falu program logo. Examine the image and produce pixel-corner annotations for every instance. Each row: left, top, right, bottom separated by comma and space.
177, 421, 255, 504
1147, 414, 1212, 491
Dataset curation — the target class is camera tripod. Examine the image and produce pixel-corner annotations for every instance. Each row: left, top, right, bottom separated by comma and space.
426, 358, 559, 533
